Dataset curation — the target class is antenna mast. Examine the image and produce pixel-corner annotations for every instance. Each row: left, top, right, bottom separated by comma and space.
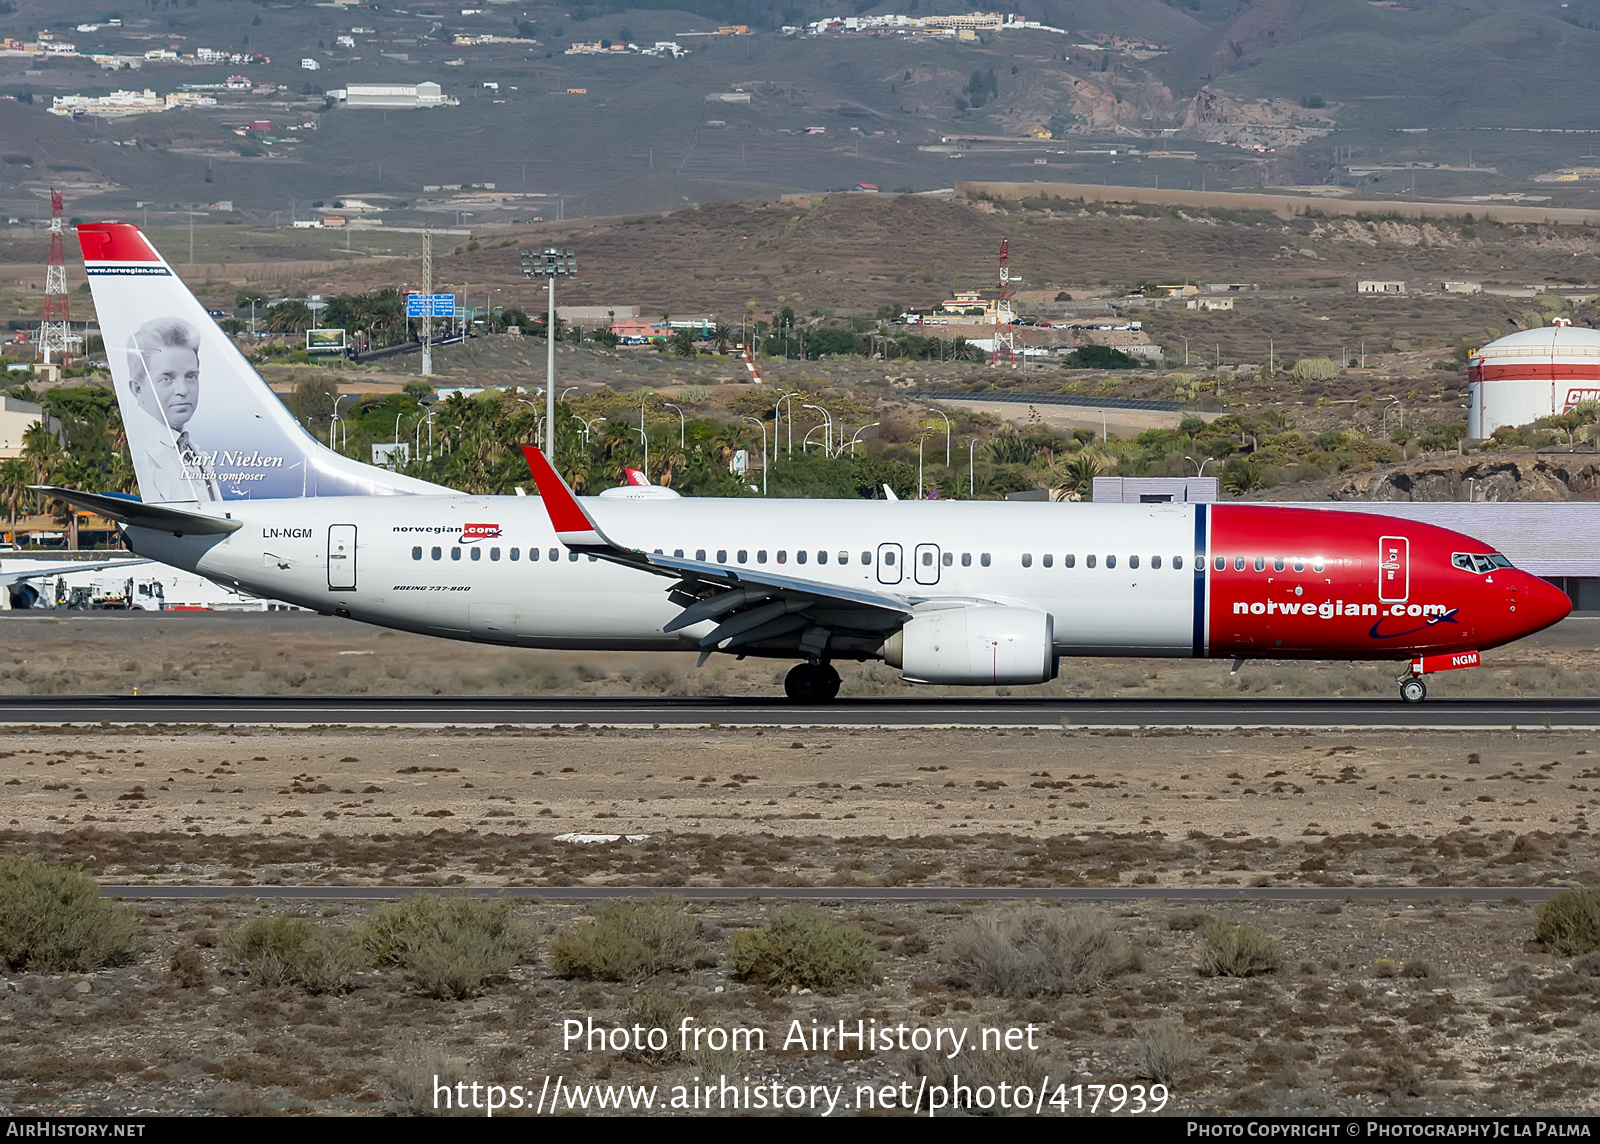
991, 237, 1015, 367
37, 189, 73, 365
420, 230, 433, 377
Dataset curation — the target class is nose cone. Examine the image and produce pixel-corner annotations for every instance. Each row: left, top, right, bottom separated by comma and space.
1520, 574, 1573, 636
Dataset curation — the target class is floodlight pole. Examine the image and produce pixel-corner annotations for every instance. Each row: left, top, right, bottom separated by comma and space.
741, 416, 767, 496
546, 273, 556, 457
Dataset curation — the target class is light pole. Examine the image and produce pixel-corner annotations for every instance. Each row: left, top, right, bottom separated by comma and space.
637, 390, 651, 479
1181, 335, 1188, 367
917, 435, 925, 499
329, 393, 355, 450
1187, 456, 1214, 477
561, 386, 579, 400
572, 414, 599, 447
1268, 337, 1274, 375
967, 437, 977, 498
516, 398, 541, 449
485, 287, 499, 331
802, 404, 833, 456
663, 402, 686, 449
848, 422, 878, 455
741, 415, 767, 497
525, 246, 576, 458
776, 391, 798, 456
927, 406, 951, 467
1383, 397, 1402, 434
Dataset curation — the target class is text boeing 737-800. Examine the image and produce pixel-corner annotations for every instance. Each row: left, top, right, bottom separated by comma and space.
42, 222, 1571, 703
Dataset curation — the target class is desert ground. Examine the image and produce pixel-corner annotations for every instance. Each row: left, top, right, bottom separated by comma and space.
1, 612, 1599, 1116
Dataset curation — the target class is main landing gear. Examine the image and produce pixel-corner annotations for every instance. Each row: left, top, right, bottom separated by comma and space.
785, 662, 841, 703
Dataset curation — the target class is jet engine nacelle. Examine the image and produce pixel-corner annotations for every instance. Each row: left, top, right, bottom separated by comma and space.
883, 605, 1056, 685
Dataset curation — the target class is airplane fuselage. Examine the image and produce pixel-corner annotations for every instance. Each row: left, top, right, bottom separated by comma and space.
123, 495, 1568, 664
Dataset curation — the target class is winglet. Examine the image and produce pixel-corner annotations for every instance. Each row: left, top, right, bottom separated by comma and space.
520, 446, 613, 549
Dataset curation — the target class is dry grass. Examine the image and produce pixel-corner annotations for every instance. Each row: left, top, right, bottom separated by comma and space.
1195, 920, 1282, 978
357, 895, 532, 999
548, 897, 706, 984
946, 907, 1135, 998
1536, 887, 1600, 956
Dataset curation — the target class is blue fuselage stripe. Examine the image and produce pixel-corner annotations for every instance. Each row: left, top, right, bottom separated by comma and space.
1192, 504, 1208, 658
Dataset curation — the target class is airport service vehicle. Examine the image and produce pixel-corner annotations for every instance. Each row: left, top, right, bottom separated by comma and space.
44, 222, 1572, 703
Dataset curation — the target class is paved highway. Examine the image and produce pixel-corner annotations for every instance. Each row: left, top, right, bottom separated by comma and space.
99, 884, 1559, 902
6, 694, 1600, 729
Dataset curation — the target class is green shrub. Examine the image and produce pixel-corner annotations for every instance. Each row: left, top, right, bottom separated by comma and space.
946, 907, 1134, 998
231, 916, 363, 993
1195, 920, 1281, 977
727, 906, 882, 990
549, 896, 705, 984
358, 894, 531, 999
1536, 887, 1600, 955
1290, 357, 1339, 382
0, 855, 139, 972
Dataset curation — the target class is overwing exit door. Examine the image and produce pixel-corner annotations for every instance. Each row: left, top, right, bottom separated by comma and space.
876, 542, 903, 585
1378, 535, 1408, 603
328, 524, 357, 591
914, 543, 941, 586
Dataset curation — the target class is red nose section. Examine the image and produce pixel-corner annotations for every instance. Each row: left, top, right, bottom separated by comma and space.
1522, 574, 1574, 636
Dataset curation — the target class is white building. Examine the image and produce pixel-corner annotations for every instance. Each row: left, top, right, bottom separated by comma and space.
301, 57, 321, 70
342, 81, 450, 108
0, 397, 56, 459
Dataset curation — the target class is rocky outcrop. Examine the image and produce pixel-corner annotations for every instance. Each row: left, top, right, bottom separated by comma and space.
1306, 456, 1600, 502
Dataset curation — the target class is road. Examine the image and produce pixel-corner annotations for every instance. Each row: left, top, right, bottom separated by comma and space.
6, 694, 1600, 728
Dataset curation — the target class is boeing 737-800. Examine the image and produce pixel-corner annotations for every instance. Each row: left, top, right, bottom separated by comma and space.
43, 222, 1571, 703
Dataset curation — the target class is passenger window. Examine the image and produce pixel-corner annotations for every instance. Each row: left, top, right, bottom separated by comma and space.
471, 547, 482, 561
838, 551, 849, 564
1272, 557, 1284, 572
1312, 559, 1324, 573
1292, 559, 1304, 573
1234, 556, 1246, 571
980, 553, 991, 567
696, 549, 706, 561
511, 548, 520, 561
776, 550, 786, 564
431, 546, 442, 561
961, 553, 972, 567
757, 551, 768, 564
1129, 555, 1140, 570
549, 548, 559, 561
569, 551, 579, 562
674, 549, 684, 558
796, 550, 807, 564
922, 551, 934, 566
1151, 555, 1161, 569
818, 551, 828, 564
1107, 555, 1117, 569
1087, 554, 1097, 569
1214, 556, 1224, 571
1021, 553, 1032, 568
1253, 557, 1265, 572
412, 546, 422, 561
861, 552, 871, 565
1042, 553, 1053, 568
588, 555, 597, 562
1174, 555, 1184, 570
490, 547, 501, 561
451, 547, 461, 561
737, 550, 748, 563
529, 548, 539, 561
1064, 554, 1075, 568
717, 550, 727, 563
942, 552, 953, 566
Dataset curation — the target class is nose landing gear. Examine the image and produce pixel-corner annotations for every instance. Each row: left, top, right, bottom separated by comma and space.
785, 661, 841, 703
1400, 650, 1481, 703
1399, 676, 1427, 704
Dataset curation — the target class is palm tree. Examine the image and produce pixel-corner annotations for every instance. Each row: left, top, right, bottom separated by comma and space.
0, 457, 30, 542
710, 321, 734, 355
669, 328, 697, 358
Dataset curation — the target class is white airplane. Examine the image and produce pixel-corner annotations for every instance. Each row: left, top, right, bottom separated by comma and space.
44, 223, 1570, 702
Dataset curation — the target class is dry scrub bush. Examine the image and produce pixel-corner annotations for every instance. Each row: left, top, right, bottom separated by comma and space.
1195, 920, 1281, 978
946, 907, 1134, 998
0, 855, 139, 972
167, 946, 207, 989
1133, 1018, 1197, 1087
550, 897, 705, 984
230, 916, 363, 993
1536, 887, 1600, 956
727, 906, 883, 990
358, 895, 531, 999
906, 1030, 1066, 1115
618, 993, 694, 1064
391, 1042, 472, 1117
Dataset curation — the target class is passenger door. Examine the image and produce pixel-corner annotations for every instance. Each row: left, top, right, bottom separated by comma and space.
327, 524, 357, 591
876, 542, 903, 586
914, 543, 941, 586
1378, 535, 1408, 603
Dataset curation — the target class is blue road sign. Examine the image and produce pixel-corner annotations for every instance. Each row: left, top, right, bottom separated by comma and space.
406, 293, 457, 318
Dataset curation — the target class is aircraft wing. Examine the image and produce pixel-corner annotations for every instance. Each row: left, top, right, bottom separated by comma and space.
521, 447, 910, 660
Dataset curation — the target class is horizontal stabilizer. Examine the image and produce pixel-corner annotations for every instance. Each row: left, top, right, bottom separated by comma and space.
30, 487, 242, 536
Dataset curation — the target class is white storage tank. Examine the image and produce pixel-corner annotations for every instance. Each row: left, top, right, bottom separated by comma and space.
1467, 320, 1600, 438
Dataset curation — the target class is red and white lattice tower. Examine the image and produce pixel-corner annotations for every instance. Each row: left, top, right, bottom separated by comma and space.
37, 189, 73, 364
991, 236, 1015, 367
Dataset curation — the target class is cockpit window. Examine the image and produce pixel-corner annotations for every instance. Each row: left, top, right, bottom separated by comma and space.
1453, 552, 1514, 574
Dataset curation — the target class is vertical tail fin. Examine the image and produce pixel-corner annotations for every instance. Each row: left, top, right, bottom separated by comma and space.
78, 223, 447, 503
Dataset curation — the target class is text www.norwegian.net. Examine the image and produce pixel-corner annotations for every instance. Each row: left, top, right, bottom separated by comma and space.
434, 1075, 1169, 1116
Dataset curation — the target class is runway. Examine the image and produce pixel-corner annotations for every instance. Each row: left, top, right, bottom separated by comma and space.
6, 694, 1600, 729
99, 884, 1559, 903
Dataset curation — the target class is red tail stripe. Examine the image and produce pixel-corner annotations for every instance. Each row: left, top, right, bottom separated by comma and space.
521, 446, 597, 534
77, 223, 162, 263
